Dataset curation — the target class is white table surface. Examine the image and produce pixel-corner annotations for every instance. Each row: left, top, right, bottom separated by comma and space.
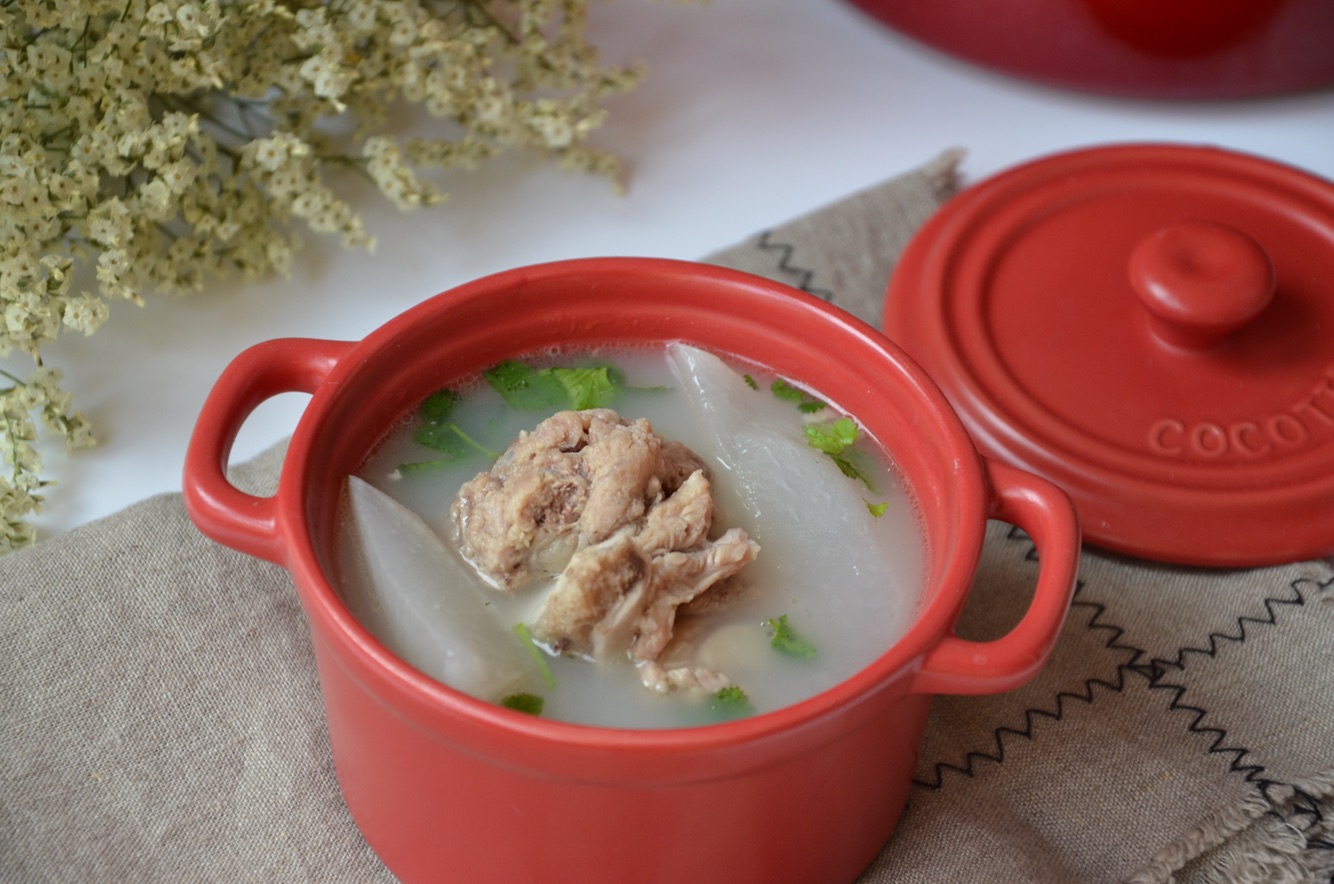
25, 0, 1334, 543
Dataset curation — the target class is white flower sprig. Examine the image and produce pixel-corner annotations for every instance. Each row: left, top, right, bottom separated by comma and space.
0, 0, 649, 551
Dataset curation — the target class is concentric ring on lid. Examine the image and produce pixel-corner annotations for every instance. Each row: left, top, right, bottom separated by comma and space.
884, 143, 1334, 566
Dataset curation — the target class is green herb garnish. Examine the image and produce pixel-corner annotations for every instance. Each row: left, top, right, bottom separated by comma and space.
513, 623, 557, 689
412, 420, 468, 457
406, 387, 501, 467
865, 499, 888, 518
771, 378, 827, 413
398, 361, 631, 477
413, 418, 499, 458
766, 615, 817, 660
419, 388, 462, 423
500, 693, 545, 716
803, 418, 874, 490
396, 459, 455, 474
803, 416, 858, 454
484, 360, 623, 411
709, 685, 755, 719
483, 359, 571, 410
552, 365, 620, 409
742, 373, 758, 390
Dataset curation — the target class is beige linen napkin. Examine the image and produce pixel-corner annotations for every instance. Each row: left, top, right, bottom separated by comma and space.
4, 153, 1332, 884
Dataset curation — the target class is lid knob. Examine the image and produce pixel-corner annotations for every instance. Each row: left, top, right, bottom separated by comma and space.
1129, 221, 1275, 351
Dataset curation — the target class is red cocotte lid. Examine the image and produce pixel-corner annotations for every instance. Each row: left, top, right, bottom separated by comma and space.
884, 144, 1334, 567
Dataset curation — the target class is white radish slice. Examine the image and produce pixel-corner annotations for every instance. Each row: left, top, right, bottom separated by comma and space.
727, 426, 890, 598
663, 341, 776, 471
665, 343, 904, 638
342, 475, 540, 702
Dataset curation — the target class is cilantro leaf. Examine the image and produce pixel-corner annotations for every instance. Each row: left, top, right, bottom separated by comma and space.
742, 373, 758, 390
401, 360, 626, 477
831, 452, 874, 490
406, 386, 500, 469
770, 378, 805, 402
865, 499, 889, 517
500, 693, 544, 716
412, 420, 469, 457
397, 459, 455, 474
803, 417, 858, 454
419, 388, 462, 422
485, 360, 624, 411
771, 378, 826, 413
709, 685, 755, 719
766, 615, 817, 660
804, 418, 875, 490
484, 360, 570, 410
409, 387, 475, 461
550, 365, 620, 410
411, 420, 499, 462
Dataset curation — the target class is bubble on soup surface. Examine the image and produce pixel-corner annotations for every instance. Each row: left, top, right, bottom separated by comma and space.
343, 476, 541, 701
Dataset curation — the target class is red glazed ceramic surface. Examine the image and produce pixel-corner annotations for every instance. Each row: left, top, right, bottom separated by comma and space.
884, 144, 1334, 567
183, 258, 1080, 884
846, 0, 1334, 98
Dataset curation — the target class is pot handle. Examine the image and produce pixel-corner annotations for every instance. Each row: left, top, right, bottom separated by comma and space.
911, 459, 1081, 696
182, 338, 352, 566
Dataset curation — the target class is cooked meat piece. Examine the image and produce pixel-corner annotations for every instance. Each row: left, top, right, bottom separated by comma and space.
658, 439, 710, 492
447, 412, 589, 589
623, 528, 759, 662
533, 524, 759, 663
638, 661, 732, 695
678, 578, 746, 616
577, 411, 670, 545
452, 407, 758, 681
451, 409, 704, 590
635, 469, 713, 554
532, 531, 649, 655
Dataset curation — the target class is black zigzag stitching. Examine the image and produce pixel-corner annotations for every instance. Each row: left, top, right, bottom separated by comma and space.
1133, 575, 1316, 680
753, 231, 835, 301
912, 525, 1145, 789
911, 564, 1333, 808
912, 576, 1144, 789
1133, 573, 1333, 811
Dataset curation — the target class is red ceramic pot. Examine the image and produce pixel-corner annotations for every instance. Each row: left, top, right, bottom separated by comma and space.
183, 258, 1079, 884
846, 0, 1334, 98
